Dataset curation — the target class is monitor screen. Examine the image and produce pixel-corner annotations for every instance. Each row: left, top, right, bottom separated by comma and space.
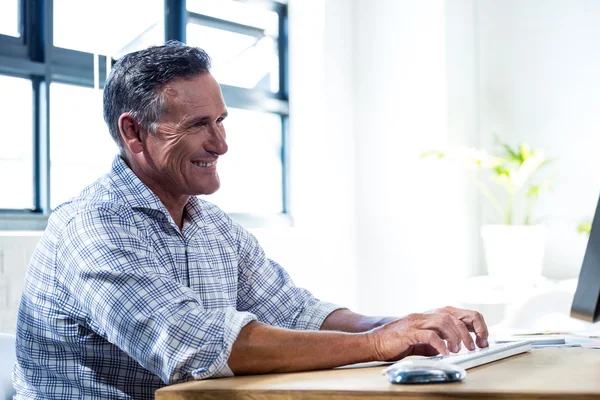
571, 194, 600, 323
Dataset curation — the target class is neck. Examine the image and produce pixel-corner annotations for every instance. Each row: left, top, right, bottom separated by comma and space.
121, 156, 189, 230
147, 182, 189, 231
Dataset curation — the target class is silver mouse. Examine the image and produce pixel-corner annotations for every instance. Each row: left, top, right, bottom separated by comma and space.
384, 359, 467, 384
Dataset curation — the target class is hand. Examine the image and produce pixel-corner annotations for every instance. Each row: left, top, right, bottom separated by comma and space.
425, 306, 489, 351
366, 312, 470, 361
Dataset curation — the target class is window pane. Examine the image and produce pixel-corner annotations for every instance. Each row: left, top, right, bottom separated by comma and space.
204, 108, 283, 214
187, 23, 279, 92
0, 0, 20, 37
53, 0, 164, 58
50, 83, 118, 208
0, 76, 32, 209
187, 0, 278, 35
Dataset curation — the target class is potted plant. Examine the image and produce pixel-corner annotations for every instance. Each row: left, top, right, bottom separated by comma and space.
422, 141, 553, 282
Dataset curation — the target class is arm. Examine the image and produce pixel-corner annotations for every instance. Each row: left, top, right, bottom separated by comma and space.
227, 310, 482, 374
234, 223, 341, 331
228, 321, 373, 374
321, 309, 396, 332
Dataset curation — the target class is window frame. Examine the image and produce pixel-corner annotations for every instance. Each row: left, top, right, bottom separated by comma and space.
0, 0, 290, 230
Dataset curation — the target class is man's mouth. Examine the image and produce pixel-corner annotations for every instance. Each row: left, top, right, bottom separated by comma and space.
191, 160, 217, 167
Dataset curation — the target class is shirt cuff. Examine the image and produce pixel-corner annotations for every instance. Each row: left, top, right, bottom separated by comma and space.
295, 301, 346, 331
191, 310, 257, 380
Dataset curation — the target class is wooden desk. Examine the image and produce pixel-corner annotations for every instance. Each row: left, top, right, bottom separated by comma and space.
155, 348, 600, 400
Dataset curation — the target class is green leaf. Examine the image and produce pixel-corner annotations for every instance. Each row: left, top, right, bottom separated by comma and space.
511, 151, 546, 190
527, 185, 541, 198
503, 144, 522, 162
519, 143, 531, 162
493, 165, 511, 177
418, 141, 554, 225
578, 221, 592, 236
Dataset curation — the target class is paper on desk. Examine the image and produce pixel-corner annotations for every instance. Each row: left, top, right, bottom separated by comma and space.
492, 329, 600, 339
580, 340, 600, 349
493, 333, 600, 348
335, 361, 393, 370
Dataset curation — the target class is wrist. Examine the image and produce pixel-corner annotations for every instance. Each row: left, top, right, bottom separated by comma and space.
370, 316, 396, 330
362, 329, 384, 361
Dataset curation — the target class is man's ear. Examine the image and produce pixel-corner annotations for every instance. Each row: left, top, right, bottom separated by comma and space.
119, 113, 145, 154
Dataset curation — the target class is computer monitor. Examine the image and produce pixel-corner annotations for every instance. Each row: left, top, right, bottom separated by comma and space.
571, 195, 600, 323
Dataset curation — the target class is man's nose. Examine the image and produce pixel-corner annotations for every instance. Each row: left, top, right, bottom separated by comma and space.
207, 125, 228, 156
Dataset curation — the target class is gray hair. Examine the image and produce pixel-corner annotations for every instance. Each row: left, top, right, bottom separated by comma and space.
103, 41, 212, 150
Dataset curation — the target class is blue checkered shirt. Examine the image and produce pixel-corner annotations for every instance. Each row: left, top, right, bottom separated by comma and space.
13, 156, 341, 399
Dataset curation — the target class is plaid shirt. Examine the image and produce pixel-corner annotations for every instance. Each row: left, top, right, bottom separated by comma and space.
13, 156, 341, 399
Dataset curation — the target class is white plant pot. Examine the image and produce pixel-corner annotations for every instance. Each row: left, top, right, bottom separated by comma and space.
481, 225, 548, 282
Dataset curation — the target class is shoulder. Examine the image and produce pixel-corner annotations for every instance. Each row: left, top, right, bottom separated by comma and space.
196, 198, 234, 227
53, 173, 144, 225
194, 197, 251, 246
49, 185, 146, 247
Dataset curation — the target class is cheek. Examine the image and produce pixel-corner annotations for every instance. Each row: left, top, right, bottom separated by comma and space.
147, 132, 191, 165
144, 135, 166, 160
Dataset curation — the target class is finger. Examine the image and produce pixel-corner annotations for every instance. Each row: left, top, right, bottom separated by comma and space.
416, 330, 448, 356
468, 312, 489, 348
453, 317, 475, 351
426, 315, 462, 353
460, 311, 489, 348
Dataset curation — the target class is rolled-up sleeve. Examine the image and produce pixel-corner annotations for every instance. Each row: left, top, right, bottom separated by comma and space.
55, 208, 256, 383
234, 223, 344, 331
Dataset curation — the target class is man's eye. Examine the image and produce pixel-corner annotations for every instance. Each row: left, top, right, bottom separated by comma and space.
216, 117, 225, 124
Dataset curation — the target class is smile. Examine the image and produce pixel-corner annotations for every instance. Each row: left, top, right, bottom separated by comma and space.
192, 161, 217, 167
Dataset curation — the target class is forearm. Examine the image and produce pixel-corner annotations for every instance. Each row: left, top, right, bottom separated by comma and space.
228, 321, 374, 375
320, 309, 397, 333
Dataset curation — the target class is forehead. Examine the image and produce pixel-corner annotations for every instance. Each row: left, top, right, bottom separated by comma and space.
161, 73, 225, 117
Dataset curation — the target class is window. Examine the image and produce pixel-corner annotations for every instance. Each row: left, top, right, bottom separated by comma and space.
0, 0, 288, 228
0, 0, 20, 37
54, 0, 164, 58
186, 0, 289, 216
205, 108, 283, 214
186, 0, 280, 92
187, 24, 279, 92
0, 76, 33, 209
49, 83, 117, 208
187, 0, 279, 32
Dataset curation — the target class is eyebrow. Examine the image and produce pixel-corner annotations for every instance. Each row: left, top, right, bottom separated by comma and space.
186, 111, 228, 128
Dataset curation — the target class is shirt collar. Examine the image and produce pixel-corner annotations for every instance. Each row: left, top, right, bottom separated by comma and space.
108, 155, 205, 232
109, 155, 169, 213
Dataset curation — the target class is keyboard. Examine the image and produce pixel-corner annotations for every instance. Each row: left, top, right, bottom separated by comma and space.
382, 340, 533, 374
423, 340, 534, 369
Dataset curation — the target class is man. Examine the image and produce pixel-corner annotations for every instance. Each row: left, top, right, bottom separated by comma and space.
14, 42, 488, 399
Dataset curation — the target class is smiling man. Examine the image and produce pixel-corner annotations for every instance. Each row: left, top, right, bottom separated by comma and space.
13, 42, 488, 400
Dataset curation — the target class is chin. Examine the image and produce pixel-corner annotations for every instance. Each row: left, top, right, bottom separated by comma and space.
198, 188, 219, 196
191, 181, 220, 196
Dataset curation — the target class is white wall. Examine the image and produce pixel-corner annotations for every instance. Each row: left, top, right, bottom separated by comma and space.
445, 0, 482, 275
476, 0, 600, 279
260, 0, 358, 309
0, 233, 41, 333
352, 0, 478, 316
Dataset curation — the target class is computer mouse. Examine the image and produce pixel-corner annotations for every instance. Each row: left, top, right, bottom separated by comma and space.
384, 359, 467, 384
